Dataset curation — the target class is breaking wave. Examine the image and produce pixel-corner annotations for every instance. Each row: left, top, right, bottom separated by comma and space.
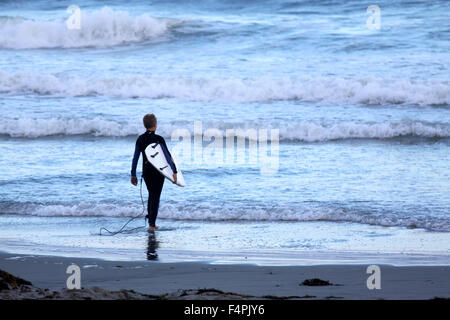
0, 7, 178, 49
0, 71, 448, 106
0, 117, 449, 141
1, 202, 448, 232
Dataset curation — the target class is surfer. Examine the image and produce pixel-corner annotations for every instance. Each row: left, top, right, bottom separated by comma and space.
131, 114, 177, 232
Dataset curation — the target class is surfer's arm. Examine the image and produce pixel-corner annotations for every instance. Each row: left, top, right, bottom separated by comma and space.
131, 142, 140, 177
160, 139, 177, 174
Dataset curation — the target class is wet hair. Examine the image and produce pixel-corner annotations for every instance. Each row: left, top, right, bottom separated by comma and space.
143, 114, 157, 129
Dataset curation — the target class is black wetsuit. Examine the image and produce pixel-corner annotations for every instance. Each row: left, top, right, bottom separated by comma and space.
131, 130, 177, 227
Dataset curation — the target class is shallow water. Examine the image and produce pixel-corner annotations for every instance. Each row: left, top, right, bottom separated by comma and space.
0, 215, 448, 265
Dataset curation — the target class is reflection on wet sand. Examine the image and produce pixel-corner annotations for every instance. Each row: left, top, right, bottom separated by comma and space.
146, 231, 159, 260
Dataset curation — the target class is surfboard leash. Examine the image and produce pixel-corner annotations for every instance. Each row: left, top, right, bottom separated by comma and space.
99, 176, 147, 236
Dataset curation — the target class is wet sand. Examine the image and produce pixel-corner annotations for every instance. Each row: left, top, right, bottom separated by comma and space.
0, 251, 449, 299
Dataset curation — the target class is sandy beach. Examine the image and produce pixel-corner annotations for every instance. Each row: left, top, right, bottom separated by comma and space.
0, 251, 448, 300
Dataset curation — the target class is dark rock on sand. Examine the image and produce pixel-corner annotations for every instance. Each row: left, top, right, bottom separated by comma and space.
0, 269, 290, 300
0, 269, 32, 291
300, 278, 333, 286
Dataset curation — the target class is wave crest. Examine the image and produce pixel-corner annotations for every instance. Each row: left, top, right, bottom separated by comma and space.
0, 7, 177, 49
1, 117, 449, 141
1, 202, 447, 232
1, 72, 448, 106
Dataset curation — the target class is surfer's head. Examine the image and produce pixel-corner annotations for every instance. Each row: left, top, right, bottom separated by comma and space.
143, 114, 157, 131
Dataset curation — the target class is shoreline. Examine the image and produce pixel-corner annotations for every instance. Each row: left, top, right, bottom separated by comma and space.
1, 215, 448, 266
1, 236, 449, 266
1, 251, 449, 299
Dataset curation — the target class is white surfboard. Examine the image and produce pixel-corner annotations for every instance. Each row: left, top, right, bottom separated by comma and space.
144, 142, 186, 187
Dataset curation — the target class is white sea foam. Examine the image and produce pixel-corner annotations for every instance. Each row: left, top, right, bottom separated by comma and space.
0, 117, 140, 138
0, 7, 176, 49
1, 117, 449, 141
0, 71, 448, 106
2, 203, 448, 232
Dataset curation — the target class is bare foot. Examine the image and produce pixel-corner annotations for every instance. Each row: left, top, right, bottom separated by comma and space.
148, 225, 159, 232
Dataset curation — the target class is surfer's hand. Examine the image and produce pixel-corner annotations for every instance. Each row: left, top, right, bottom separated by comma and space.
131, 176, 138, 186
173, 173, 177, 184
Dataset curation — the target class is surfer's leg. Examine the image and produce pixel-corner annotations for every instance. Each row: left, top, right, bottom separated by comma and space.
143, 175, 154, 225
144, 174, 164, 227
150, 176, 164, 226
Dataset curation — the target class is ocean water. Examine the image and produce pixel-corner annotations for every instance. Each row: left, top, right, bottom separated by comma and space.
0, 0, 449, 264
